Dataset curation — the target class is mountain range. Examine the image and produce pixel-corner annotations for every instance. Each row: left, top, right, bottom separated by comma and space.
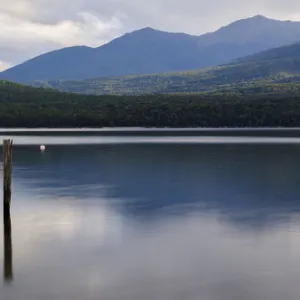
3, 15, 300, 84
32, 41, 300, 95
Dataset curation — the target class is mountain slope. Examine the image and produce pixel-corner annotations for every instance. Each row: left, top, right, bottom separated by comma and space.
3, 15, 300, 83
1, 46, 94, 83
39, 42, 300, 95
199, 15, 300, 46
0, 28, 204, 82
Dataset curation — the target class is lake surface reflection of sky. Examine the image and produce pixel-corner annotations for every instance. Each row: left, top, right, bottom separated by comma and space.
1, 133, 300, 300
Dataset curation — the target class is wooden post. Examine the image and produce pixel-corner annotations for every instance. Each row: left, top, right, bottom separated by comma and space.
3, 139, 12, 217
2, 139, 13, 282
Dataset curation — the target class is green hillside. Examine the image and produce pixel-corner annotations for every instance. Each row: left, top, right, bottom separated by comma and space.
36, 43, 300, 95
3, 80, 300, 128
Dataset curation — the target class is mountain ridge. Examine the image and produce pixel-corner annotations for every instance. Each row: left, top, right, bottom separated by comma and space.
3, 15, 300, 83
38, 41, 300, 95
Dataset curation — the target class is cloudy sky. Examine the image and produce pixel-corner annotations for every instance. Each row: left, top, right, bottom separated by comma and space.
1, 0, 300, 71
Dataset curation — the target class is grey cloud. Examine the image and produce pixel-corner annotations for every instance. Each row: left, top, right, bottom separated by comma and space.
265, 0, 300, 13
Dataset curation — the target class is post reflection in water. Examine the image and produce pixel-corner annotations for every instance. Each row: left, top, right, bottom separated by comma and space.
3, 210, 13, 282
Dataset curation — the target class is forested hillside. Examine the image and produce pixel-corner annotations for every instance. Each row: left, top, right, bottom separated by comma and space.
2, 81, 300, 127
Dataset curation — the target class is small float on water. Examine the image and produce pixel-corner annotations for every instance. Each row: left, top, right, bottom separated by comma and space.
40, 145, 46, 152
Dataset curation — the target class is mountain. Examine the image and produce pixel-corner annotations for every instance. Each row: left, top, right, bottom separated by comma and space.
0, 28, 202, 82
3, 15, 300, 83
39, 42, 300, 95
199, 15, 300, 46
0, 46, 94, 83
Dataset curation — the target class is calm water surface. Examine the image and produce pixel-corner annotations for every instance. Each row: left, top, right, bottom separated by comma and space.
2, 129, 300, 300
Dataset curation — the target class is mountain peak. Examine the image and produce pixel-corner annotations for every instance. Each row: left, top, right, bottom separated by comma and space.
130, 27, 160, 35
211, 14, 283, 36
139, 27, 157, 32
225, 14, 274, 28
251, 14, 269, 20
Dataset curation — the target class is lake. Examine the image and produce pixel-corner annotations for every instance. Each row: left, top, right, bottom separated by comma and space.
2, 128, 300, 300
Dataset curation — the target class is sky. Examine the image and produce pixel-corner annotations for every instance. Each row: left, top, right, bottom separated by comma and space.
1, 0, 300, 71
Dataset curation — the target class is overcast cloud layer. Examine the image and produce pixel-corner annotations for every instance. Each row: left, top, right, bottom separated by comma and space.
1, 0, 300, 70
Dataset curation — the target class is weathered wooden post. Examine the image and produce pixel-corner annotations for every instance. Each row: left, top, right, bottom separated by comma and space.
3, 139, 13, 282
3, 139, 12, 217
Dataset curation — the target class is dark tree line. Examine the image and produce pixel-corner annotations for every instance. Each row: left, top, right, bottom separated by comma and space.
1, 81, 300, 127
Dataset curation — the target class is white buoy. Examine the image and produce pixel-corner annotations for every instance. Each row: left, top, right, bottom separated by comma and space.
40, 145, 46, 152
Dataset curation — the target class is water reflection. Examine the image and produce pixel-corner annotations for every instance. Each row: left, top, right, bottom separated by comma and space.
3, 211, 13, 282
2, 139, 300, 299
3, 196, 300, 300
11, 143, 300, 229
